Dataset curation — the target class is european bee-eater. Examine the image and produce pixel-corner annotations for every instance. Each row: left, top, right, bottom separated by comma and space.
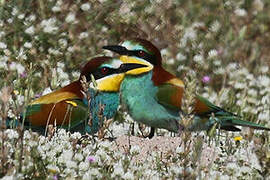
11, 56, 147, 135
103, 39, 270, 137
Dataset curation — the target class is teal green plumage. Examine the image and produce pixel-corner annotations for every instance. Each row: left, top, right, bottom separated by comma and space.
120, 71, 180, 132
85, 88, 120, 134
120, 70, 270, 133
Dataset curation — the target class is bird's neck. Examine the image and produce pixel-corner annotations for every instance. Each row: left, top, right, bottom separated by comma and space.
152, 66, 178, 86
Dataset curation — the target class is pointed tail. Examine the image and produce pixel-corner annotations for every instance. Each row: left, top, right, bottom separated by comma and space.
195, 95, 270, 131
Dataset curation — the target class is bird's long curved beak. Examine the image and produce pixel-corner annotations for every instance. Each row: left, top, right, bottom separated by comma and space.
118, 63, 147, 73
103, 45, 130, 55
119, 56, 153, 75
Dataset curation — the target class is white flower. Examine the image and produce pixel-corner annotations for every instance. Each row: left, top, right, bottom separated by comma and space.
24, 26, 35, 35
176, 145, 184, 154
17, 94, 25, 106
213, 59, 221, 66
24, 42, 32, 48
235, 8, 247, 17
47, 164, 60, 173
122, 171, 134, 179
219, 175, 230, 180
227, 63, 238, 71
210, 20, 221, 32
58, 38, 68, 48
253, 0, 264, 12
63, 150, 73, 161
24, 131, 31, 140
0, 56, 8, 69
16, 48, 27, 60
5, 129, 19, 139
52, 6, 61, 12
67, 46, 74, 52
66, 160, 77, 169
246, 74, 254, 81
226, 162, 238, 170
247, 89, 257, 97
17, 63, 26, 74
234, 82, 245, 89
1, 175, 15, 180
61, 80, 70, 87
214, 67, 225, 75
70, 132, 81, 139
0, 31, 5, 38
193, 54, 204, 64
26, 14, 36, 22
9, 62, 25, 75
7, 18, 13, 24
48, 48, 62, 55
258, 75, 270, 87
81, 3, 91, 11
176, 52, 186, 61
0, 42, 7, 49
12, 7, 18, 16
261, 95, 269, 104
79, 32, 89, 39
160, 49, 169, 56
65, 13, 76, 23
130, 145, 140, 155
240, 166, 250, 174
42, 87, 52, 95
180, 27, 197, 47
260, 66, 268, 73
79, 162, 89, 171
74, 153, 84, 161
258, 111, 269, 121
113, 163, 124, 176
208, 49, 218, 59
41, 18, 58, 34
166, 58, 175, 65
18, 14, 25, 19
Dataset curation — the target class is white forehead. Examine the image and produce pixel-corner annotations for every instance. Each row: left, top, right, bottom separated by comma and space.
101, 59, 122, 69
122, 41, 144, 51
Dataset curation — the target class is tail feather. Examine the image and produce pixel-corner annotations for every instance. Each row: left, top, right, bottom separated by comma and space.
218, 115, 270, 131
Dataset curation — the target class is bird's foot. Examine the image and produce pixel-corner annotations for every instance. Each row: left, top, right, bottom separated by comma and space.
142, 127, 155, 139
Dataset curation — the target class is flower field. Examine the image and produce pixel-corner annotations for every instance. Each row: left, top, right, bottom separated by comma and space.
0, 0, 269, 179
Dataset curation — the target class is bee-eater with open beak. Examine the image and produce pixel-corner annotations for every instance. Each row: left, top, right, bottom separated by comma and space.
11, 56, 147, 135
103, 38, 270, 137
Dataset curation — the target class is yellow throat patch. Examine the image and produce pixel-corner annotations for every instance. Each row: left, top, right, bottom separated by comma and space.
94, 73, 125, 92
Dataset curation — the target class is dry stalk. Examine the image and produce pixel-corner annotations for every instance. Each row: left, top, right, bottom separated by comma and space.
180, 72, 197, 179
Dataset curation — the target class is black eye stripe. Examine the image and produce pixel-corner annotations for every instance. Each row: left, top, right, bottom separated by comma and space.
85, 67, 117, 82
130, 50, 156, 65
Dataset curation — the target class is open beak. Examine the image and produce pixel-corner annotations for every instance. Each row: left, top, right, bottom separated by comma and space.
103, 45, 130, 55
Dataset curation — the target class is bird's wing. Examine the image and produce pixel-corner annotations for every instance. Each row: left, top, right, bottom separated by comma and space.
24, 98, 89, 134
30, 91, 79, 105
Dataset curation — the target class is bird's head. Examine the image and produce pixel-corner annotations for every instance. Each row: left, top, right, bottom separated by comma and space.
103, 38, 162, 67
79, 56, 148, 91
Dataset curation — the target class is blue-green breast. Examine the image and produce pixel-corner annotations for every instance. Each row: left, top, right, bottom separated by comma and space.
120, 72, 180, 133
86, 88, 119, 134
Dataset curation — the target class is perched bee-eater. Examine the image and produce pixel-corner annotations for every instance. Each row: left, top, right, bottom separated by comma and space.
103, 39, 270, 137
13, 57, 147, 135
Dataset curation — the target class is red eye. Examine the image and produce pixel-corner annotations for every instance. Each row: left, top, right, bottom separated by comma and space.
101, 67, 109, 75
138, 50, 145, 57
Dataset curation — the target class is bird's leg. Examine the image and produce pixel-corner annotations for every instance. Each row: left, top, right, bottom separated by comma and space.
130, 122, 135, 136
141, 126, 155, 139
